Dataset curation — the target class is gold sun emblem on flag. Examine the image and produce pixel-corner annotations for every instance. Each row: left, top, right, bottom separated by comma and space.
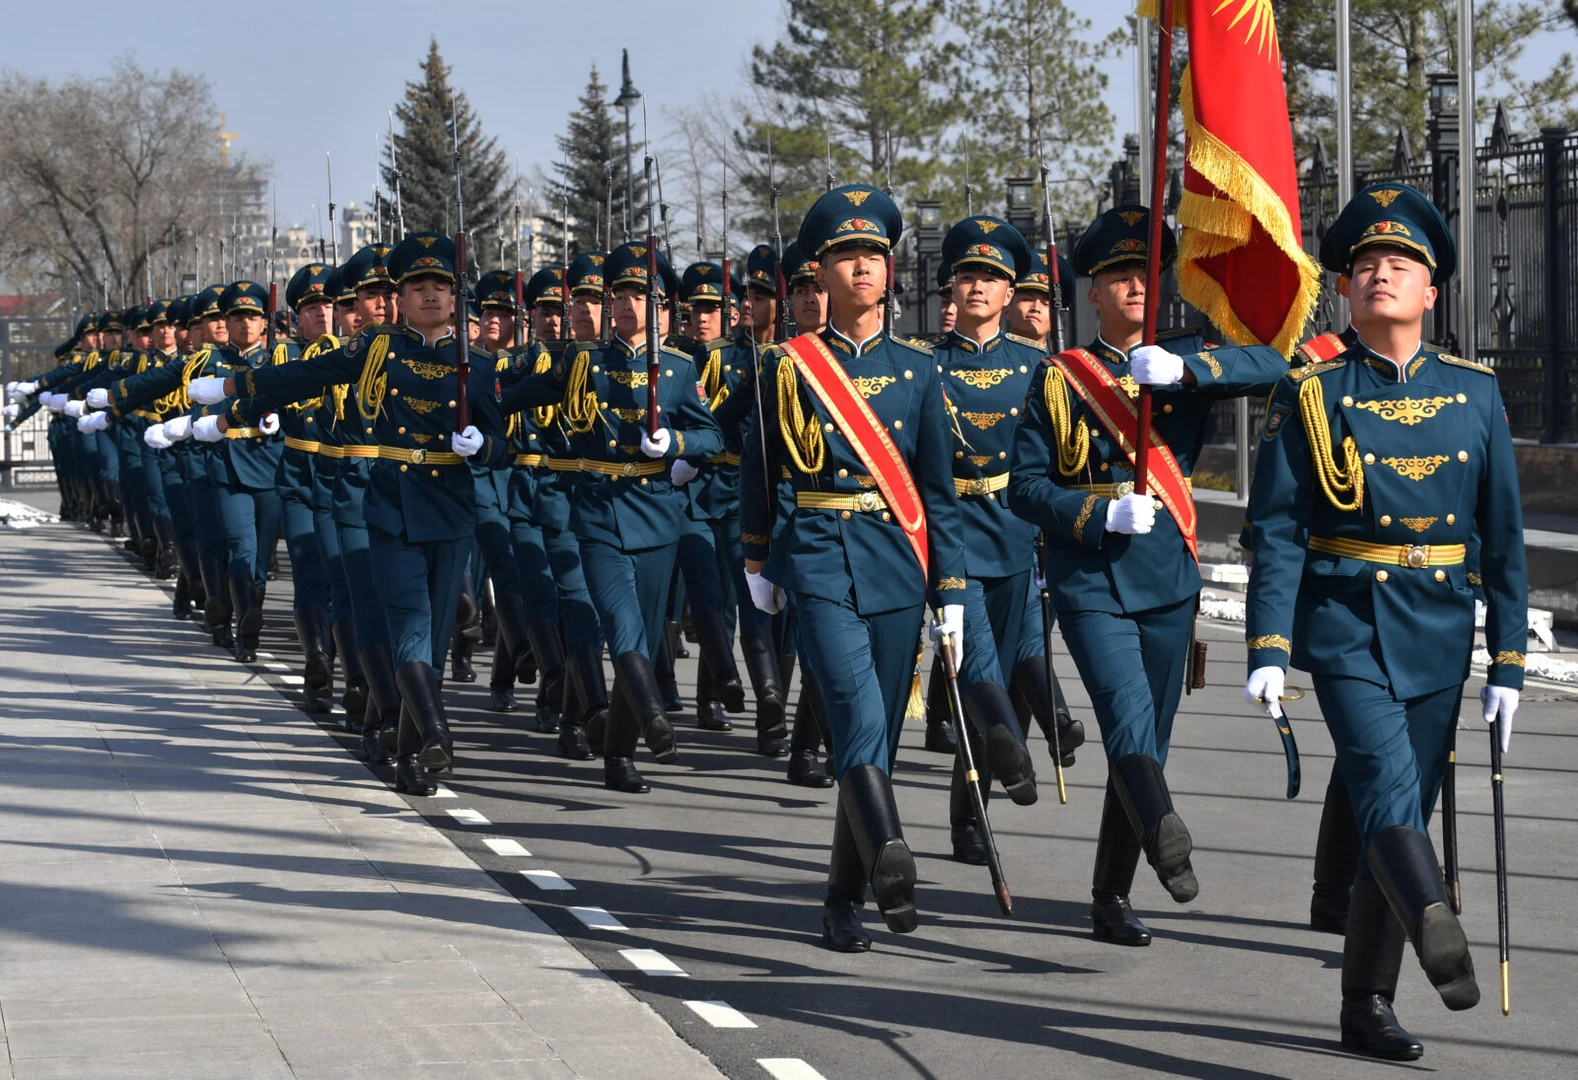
1213, 0, 1280, 60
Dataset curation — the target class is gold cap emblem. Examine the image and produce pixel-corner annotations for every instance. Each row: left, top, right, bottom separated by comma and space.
1370, 188, 1403, 207
1118, 210, 1145, 226
844, 190, 872, 207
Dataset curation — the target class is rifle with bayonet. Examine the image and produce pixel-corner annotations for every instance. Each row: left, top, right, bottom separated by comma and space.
451, 97, 470, 432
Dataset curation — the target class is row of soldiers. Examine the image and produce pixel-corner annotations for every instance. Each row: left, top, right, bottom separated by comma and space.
5, 178, 1526, 1064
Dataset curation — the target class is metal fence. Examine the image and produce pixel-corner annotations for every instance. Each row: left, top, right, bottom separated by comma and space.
1, 316, 70, 488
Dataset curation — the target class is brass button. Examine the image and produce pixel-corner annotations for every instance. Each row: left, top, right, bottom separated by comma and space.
305, 416, 313, 423
1363, 452, 1376, 465
390, 387, 399, 395
881, 511, 891, 521
904, 370, 913, 380
1010, 407, 1019, 416
988, 492, 997, 501
639, 478, 648, 486
1446, 513, 1456, 525
955, 451, 964, 459
1457, 450, 1468, 462
592, 365, 600, 373
1342, 395, 1355, 407
823, 423, 834, 432
1099, 462, 1109, 472
399, 464, 408, 472
838, 468, 848, 478
1435, 570, 1446, 582
1380, 514, 1392, 526
448, 400, 456, 408
998, 451, 1007, 460
1153, 499, 1163, 510
398, 426, 406, 434
893, 421, 903, 430
840, 510, 851, 520
723, 365, 731, 373
1020, 365, 1028, 373
430, 469, 439, 477
608, 440, 617, 448
1375, 569, 1389, 582
665, 368, 673, 377
366, 427, 373, 433
1163, 403, 1173, 414
528, 433, 537, 440
1456, 393, 1467, 403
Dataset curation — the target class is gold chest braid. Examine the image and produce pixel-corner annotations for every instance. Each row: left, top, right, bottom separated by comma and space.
531, 350, 559, 430
1041, 367, 1090, 477
1299, 375, 1365, 512
700, 346, 730, 411
356, 334, 393, 421
561, 349, 602, 434
775, 353, 825, 475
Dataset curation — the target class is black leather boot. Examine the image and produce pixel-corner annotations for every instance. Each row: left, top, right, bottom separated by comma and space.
172, 572, 192, 620
1311, 765, 1361, 935
740, 620, 788, 739
1011, 655, 1084, 767
558, 644, 601, 760
230, 564, 261, 663
654, 631, 683, 712
395, 660, 453, 773
523, 617, 566, 734
295, 604, 334, 713
1111, 753, 1198, 903
359, 646, 398, 766
948, 746, 989, 865
786, 687, 833, 788
488, 636, 518, 712
922, 657, 957, 754
1340, 876, 1423, 1060
1368, 826, 1479, 1011
394, 751, 438, 796
332, 617, 366, 717
691, 608, 746, 713
450, 629, 476, 682
823, 802, 872, 952
602, 668, 651, 793
839, 764, 918, 934
1091, 791, 1152, 946
613, 651, 678, 764
456, 578, 482, 642
152, 515, 178, 580
694, 661, 733, 731
964, 680, 1037, 806
204, 553, 233, 649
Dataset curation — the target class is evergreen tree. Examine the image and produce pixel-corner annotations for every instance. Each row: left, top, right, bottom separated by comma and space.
544, 65, 636, 258
386, 37, 512, 278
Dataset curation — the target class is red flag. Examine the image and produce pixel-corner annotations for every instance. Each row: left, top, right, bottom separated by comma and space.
1143, 0, 1319, 356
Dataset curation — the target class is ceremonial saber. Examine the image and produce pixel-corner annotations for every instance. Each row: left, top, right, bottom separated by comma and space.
450, 97, 470, 432
643, 154, 660, 437
938, 632, 1013, 916
1490, 718, 1510, 1015
1135, 0, 1177, 496
1037, 164, 1067, 803
1441, 739, 1461, 913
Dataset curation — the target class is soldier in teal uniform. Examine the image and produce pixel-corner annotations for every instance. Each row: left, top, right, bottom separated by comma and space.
739, 185, 968, 952
495, 241, 724, 794
1008, 205, 1287, 946
1242, 183, 1527, 1061
928, 216, 1045, 865
189, 233, 513, 797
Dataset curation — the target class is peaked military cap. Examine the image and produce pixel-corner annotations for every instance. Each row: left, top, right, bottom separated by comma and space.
124, 306, 151, 332
1071, 204, 1175, 278
943, 215, 1030, 279
220, 282, 266, 316
475, 269, 518, 311
466, 289, 481, 323
1016, 249, 1077, 308
782, 241, 816, 285
286, 263, 335, 310
936, 259, 955, 297
799, 184, 902, 258
605, 241, 678, 297
98, 310, 123, 332
168, 296, 192, 328
73, 312, 99, 339
744, 244, 779, 292
523, 265, 566, 308
188, 285, 225, 322
681, 261, 727, 304
146, 299, 175, 326
1319, 182, 1455, 285
388, 232, 457, 285
342, 242, 395, 291
566, 251, 607, 297
324, 266, 353, 304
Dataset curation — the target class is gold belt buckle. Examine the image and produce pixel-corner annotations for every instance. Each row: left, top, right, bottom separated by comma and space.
622, 461, 639, 477
965, 477, 987, 496
410, 448, 425, 464
1115, 480, 1134, 497
1405, 545, 1428, 569
857, 490, 880, 513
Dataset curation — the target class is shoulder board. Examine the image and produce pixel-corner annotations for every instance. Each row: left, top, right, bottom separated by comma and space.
1003, 332, 1050, 351
1286, 358, 1346, 382
1437, 353, 1495, 375
660, 344, 692, 362
1295, 331, 1348, 365
893, 334, 934, 355
1155, 325, 1205, 344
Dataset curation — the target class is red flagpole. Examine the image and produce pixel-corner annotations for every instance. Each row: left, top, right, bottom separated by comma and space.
1136, 0, 1176, 497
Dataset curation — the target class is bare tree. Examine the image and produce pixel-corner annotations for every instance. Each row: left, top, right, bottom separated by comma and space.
0, 57, 238, 305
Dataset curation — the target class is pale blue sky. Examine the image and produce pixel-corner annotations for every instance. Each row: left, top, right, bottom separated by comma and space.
1, 0, 1568, 240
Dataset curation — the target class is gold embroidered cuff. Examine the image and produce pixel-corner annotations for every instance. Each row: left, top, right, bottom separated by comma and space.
1248, 635, 1292, 654
741, 532, 770, 546
1492, 651, 1526, 668
936, 577, 966, 590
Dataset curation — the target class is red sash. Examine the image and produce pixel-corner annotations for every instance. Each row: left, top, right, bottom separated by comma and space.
781, 333, 929, 578
1051, 348, 1199, 561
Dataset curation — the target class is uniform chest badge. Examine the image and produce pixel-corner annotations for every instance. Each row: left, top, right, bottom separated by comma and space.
1263, 402, 1291, 441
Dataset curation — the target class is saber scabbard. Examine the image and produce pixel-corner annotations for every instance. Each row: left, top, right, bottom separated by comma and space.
1490, 720, 1511, 1015
938, 632, 1012, 916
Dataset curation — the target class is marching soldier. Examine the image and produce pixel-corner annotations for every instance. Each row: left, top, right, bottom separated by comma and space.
1242, 183, 1526, 1060
1008, 205, 1286, 945
740, 185, 968, 951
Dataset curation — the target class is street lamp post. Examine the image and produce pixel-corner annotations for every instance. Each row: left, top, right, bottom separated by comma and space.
914, 200, 943, 335
614, 49, 642, 243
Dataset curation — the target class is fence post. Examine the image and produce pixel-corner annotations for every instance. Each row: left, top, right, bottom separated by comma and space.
1541, 127, 1567, 444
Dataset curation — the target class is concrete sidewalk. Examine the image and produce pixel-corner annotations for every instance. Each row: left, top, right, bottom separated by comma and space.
0, 523, 723, 1080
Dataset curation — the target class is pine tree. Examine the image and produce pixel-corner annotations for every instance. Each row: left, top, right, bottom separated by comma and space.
385, 38, 512, 279
544, 65, 636, 259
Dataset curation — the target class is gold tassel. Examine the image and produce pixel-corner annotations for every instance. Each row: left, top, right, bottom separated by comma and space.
775, 351, 825, 474
904, 637, 928, 721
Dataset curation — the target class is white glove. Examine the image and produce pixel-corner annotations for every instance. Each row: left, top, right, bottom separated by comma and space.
86, 388, 111, 409
43, 392, 66, 412
1243, 665, 1286, 716
1, 403, 17, 420
746, 569, 785, 614
259, 412, 280, 435
640, 427, 672, 459
1481, 685, 1518, 754
193, 415, 223, 442
670, 459, 699, 485
64, 399, 86, 418
1128, 344, 1186, 386
451, 424, 484, 458
931, 604, 967, 670
143, 423, 171, 449
164, 414, 193, 441
1105, 492, 1156, 534
76, 411, 109, 433
9, 381, 36, 401
187, 376, 228, 405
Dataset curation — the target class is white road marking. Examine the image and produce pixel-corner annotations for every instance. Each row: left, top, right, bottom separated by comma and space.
569, 906, 627, 931
256, 652, 274, 660
445, 808, 490, 826
280, 675, 304, 686
431, 785, 458, 798
619, 948, 687, 976
685, 1000, 756, 1028
757, 1060, 827, 1080
265, 662, 290, 672
522, 869, 574, 891
482, 837, 531, 857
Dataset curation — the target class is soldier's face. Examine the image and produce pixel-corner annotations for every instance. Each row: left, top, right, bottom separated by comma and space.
335, 301, 360, 337
80, 330, 101, 351
1341, 249, 1436, 326
1009, 292, 1050, 339
790, 280, 827, 331
102, 330, 123, 350
570, 296, 601, 340
201, 315, 229, 345
1089, 266, 1147, 332
130, 329, 153, 350
610, 285, 646, 338
816, 246, 887, 312
297, 300, 333, 340
748, 286, 776, 333
952, 268, 1013, 324
151, 323, 177, 352
227, 312, 265, 349
175, 327, 191, 350
533, 304, 562, 340
186, 324, 204, 348
938, 298, 957, 333
691, 300, 721, 342
355, 285, 397, 326
481, 310, 514, 348
399, 277, 454, 334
